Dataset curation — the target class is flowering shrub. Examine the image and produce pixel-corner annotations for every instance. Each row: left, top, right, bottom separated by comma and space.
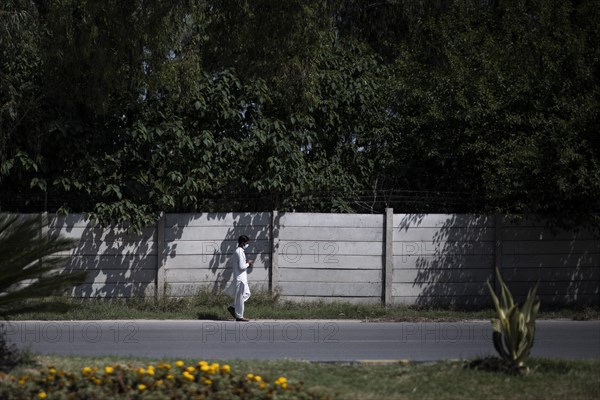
0, 360, 328, 399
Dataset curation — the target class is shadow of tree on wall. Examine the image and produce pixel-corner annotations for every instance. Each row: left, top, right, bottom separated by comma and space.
396, 214, 599, 308
50, 212, 273, 300
51, 214, 158, 298
165, 212, 272, 297
396, 214, 495, 308
48, 211, 598, 307
500, 221, 599, 307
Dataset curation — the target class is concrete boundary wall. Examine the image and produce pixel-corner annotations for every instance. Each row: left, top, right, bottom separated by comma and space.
26, 211, 600, 306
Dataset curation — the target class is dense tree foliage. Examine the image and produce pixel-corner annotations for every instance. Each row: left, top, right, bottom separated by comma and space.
1, 0, 598, 232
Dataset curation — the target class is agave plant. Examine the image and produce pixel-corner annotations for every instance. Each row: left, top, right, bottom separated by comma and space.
486, 267, 540, 372
0, 213, 87, 319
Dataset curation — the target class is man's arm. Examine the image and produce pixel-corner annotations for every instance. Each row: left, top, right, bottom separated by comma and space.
238, 248, 250, 270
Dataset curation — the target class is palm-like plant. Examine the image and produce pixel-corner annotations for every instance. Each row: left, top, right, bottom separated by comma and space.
486, 267, 540, 373
0, 213, 87, 319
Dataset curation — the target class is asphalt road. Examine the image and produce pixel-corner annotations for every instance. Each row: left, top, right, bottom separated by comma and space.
3, 320, 599, 362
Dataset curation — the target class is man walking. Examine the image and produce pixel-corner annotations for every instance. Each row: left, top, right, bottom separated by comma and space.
225, 235, 253, 321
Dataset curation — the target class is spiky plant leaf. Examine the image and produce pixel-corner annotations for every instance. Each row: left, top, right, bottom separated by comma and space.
492, 331, 510, 360
486, 267, 540, 372
498, 267, 514, 311
0, 214, 87, 320
487, 280, 505, 320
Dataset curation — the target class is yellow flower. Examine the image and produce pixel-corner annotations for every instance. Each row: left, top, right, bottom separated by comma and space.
94, 378, 102, 385
146, 366, 155, 376
175, 360, 185, 368
154, 380, 164, 387
48, 368, 56, 375
104, 366, 114, 374
138, 384, 147, 391
254, 375, 262, 382
137, 368, 146, 375
200, 364, 210, 373
38, 392, 47, 399
260, 382, 267, 389
166, 374, 174, 380
275, 377, 289, 389
275, 377, 287, 385
209, 364, 219, 374
183, 371, 195, 382
82, 367, 93, 375
186, 366, 196, 373
221, 364, 231, 374
247, 373, 254, 380
198, 361, 208, 367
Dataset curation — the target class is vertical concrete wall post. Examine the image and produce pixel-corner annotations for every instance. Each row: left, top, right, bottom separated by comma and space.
494, 214, 504, 291
156, 212, 166, 299
384, 208, 394, 305
270, 210, 280, 294
39, 212, 49, 269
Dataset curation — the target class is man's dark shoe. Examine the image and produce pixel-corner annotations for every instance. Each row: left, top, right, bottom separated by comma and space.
227, 306, 236, 319
236, 317, 250, 322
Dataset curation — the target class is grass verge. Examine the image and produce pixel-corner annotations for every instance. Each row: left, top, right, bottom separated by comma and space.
5, 354, 600, 400
10, 290, 599, 321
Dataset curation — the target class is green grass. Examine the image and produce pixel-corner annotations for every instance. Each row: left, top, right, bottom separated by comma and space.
10, 290, 599, 321
9, 354, 600, 400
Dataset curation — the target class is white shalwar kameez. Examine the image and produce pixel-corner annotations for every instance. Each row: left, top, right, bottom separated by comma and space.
224, 246, 251, 318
